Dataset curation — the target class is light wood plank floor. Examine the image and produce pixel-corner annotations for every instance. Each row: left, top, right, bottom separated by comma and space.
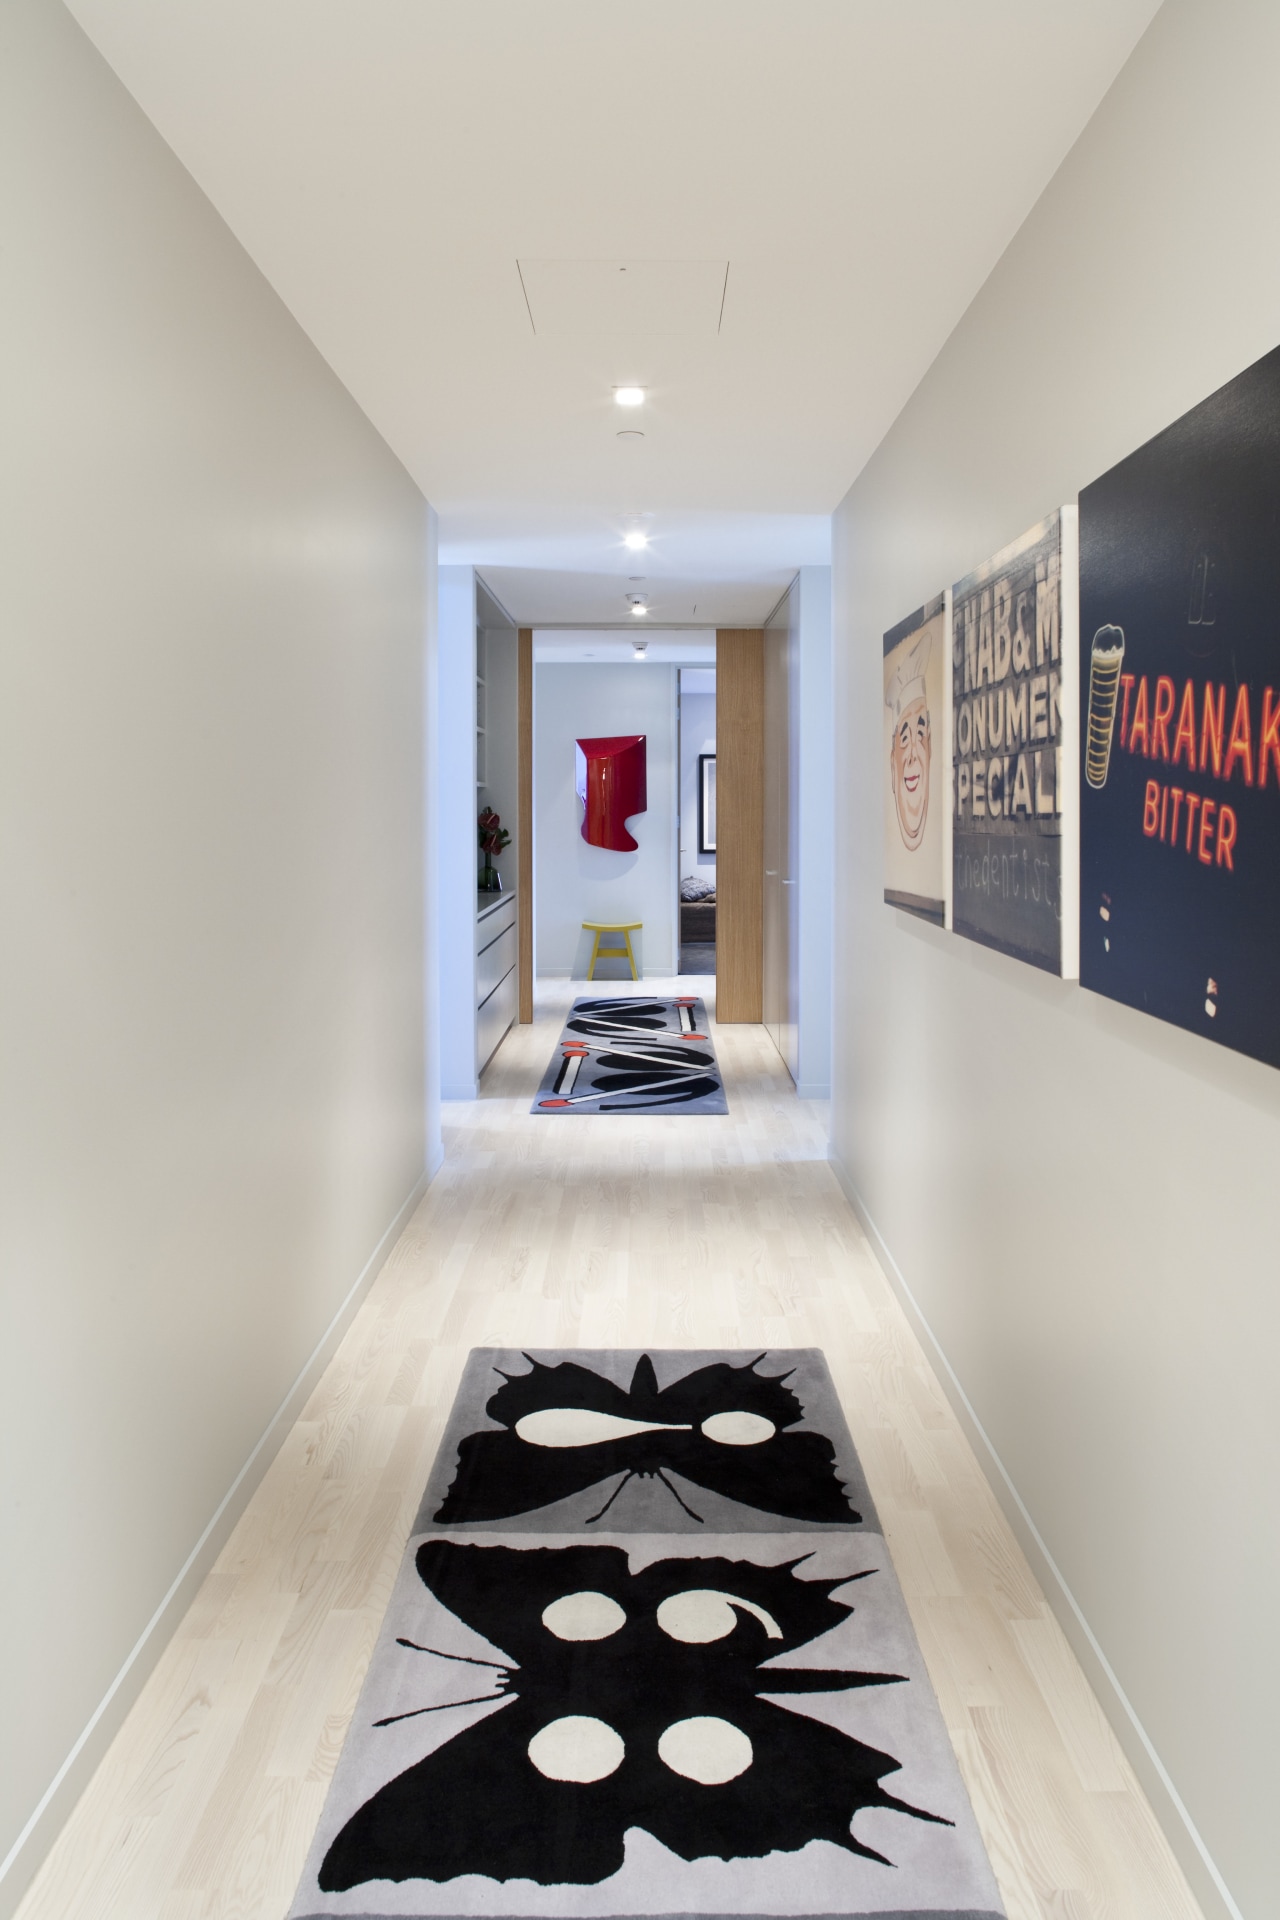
16, 980, 1204, 1920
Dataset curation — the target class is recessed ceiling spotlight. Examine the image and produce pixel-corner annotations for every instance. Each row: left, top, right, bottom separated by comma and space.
614, 386, 645, 407
633, 640, 648, 659
623, 530, 648, 551
617, 429, 645, 441
631, 603, 648, 617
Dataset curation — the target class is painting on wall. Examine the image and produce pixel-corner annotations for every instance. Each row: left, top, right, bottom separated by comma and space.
1079, 345, 1280, 1069
576, 734, 647, 851
883, 593, 949, 925
698, 752, 716, 854
951, 509, 1079, 977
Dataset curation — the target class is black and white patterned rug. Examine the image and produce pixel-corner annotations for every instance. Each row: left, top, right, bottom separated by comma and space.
288, 1348, 1005, 1920
531, 996, 727, 1115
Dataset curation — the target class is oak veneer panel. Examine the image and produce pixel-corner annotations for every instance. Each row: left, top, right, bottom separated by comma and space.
715, 629, 765, 1022
517, 628, 533, 1023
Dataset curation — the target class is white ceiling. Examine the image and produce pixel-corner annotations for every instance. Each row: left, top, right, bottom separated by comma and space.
535, 630, 717, 665
480, 565, 779, 631
65, 0, 1162, 624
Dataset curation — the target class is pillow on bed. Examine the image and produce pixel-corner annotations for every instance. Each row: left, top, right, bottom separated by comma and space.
679, 875, 716, 901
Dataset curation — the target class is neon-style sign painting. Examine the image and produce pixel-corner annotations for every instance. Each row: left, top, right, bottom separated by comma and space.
575, 735, 647, 850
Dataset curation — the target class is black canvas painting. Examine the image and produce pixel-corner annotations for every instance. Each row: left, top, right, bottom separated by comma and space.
1079, 345, 1280, 1067
434, 1354, 859, 1527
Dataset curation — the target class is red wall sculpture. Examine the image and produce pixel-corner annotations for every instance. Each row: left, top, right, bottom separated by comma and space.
575, 734, 647, 851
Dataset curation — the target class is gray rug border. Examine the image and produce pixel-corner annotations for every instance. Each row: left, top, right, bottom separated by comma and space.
292, 1911, 1004, 1920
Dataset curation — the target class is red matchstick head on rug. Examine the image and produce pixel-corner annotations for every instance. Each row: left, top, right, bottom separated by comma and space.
575, 735, 647, 851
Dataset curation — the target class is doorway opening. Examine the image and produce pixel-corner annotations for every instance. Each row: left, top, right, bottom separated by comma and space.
678, 665, 716, 974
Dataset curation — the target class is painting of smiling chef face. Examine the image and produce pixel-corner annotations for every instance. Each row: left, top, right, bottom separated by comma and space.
883, 595, 947, 924
889, 643, 932, 850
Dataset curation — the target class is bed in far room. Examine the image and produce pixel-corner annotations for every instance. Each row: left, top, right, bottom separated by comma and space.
679, 875, 716, 973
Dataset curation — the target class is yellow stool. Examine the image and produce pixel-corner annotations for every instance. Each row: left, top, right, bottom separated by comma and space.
583, 920, 642, 981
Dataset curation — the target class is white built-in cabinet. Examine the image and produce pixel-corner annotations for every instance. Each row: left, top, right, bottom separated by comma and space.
476, 892, 518, 1072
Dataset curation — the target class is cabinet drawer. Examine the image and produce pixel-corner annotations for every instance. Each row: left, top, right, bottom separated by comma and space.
477, 965, 516, 1073
477, 923, 517, 1003
476, 894, 516, 949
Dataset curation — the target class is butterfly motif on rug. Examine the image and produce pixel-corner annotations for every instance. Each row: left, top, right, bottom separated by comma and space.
319, 1541, 949, 1890
433, 1354, 860, 1527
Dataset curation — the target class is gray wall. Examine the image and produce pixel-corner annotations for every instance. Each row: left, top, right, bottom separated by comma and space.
0, 1, 431, 1905
830, 6, 1280, 1918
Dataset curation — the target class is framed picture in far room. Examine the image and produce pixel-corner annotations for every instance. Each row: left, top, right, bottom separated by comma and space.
698, 753, 716, 853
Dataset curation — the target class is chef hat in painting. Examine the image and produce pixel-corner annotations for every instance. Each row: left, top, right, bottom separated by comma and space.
885, 632, 931, 722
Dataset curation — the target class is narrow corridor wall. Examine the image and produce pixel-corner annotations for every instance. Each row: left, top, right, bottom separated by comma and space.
830, 4, 1280, 1916
0, 1, 431, 1907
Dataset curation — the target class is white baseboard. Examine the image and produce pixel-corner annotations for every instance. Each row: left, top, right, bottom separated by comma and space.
828, 1153, 1240, 1920
0, 1161, 435, 1920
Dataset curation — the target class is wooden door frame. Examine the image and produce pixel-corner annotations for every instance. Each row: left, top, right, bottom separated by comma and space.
715, 630, 764, 1021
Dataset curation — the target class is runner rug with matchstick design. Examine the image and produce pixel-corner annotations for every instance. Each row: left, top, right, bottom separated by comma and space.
531, 996, 728, 1115
288, 1348, 1006, 1920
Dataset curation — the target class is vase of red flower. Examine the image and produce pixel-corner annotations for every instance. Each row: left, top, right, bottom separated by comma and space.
478, 806, 511, 891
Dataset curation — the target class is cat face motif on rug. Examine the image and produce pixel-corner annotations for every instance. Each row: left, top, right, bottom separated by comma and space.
319, 1542, 947, 1891
433, 1355, 860, 1527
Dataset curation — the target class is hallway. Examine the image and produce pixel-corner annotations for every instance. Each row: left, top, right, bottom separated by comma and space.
16, 985, 1200, 1920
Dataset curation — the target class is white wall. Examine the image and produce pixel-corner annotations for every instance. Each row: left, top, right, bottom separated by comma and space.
437, 566, 479, 1096
763, 570, 833, 1096
535, 664, 677, 977
422, 505, 443, 1179
830, 6, 1280, 1918
764, 586, 800, 1078
796, 567, 834, 1097
679, 672, 716, 886
0, 3, 432, 1909
481, 627, 520, 896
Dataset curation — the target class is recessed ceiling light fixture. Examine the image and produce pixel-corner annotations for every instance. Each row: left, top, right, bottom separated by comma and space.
633, 640, 648, 659
614, 386, 645, 407
623, 530, 648, 551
